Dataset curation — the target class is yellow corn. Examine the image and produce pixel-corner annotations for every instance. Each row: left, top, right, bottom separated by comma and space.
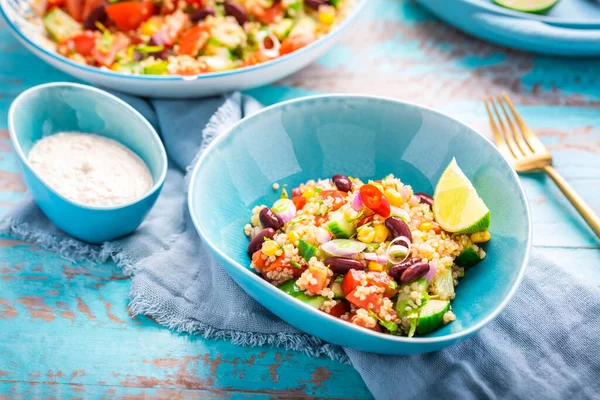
302, 187, 316, 199
384, 188, 404, 207
287, 231, 300, 245
262, 240, 279, 256
419, 222, 433, 232
319, 10, 335, 25
471, 231, 491, 243
141, 17, 162, 37
368, 261, 384, 272
373, 224, 390, 243
357, 226, 375, 243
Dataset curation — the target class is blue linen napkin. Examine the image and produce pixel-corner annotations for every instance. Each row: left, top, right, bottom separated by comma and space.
2, 93, 599, 399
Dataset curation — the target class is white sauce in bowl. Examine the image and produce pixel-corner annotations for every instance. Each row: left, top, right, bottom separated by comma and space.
28, 132, 153, 207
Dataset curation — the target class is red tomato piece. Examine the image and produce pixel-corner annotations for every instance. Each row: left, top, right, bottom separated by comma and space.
177, 25, 210, 56
251, 2, 283, 24
328, 302, 349, 318
357, 214, 374, 227
47, 0, 66, 9
367, 272, 396, 298
304, 266, 328, 293
314, 215, 329, 227
280, 34, 315, 55
350, 313, 382, 332
346, 289, 382, 312
60, 31, 96, 56
184, 0, 204, 7
359, 184, 391, 218
341, 269, 365, 297
65, 0, 84, 20
251, 250, 266, 272
160, 10, 188, 47
291, 196, 306, 211
106, 1, 155, 32
320, 190, 346, 211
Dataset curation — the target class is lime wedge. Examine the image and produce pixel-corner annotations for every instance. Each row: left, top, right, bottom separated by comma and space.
492, 0, 560, 14
433, 158, 490, 234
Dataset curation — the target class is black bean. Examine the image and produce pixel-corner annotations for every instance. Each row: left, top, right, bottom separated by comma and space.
224, 1, 248, 25
332, 174, 352, 192
305, 0, 325, 9
389, 258, 421, 281
326, 257, 364, 274
247, 228, 275, 256
385, 216, 413, 242
259, 207, 283, 230
190, 7, 215, 22
83, 3, 107, 30
415, 192, 433, 208
400, 261, 430, 283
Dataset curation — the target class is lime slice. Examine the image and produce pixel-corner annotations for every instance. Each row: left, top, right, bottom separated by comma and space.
492, 0, 559, 14
433, 158, 490, 234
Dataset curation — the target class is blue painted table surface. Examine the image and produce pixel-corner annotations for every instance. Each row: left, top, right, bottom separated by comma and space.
1, 1, 600, 398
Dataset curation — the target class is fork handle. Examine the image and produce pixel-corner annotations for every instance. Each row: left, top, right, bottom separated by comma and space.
544, 165, 600, 238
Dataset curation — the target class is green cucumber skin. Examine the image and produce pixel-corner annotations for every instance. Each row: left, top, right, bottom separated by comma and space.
278, 279, 304, 297
43, 8, 81, 43
327, 221, 351, 239
330, 281, 344, 299
455, 247, 481, 268
417, 300, 450, 335
298, 239, 316, 261
295, 294, 326, 309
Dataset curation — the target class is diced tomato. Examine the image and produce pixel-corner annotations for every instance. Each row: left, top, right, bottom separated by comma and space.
292, 188, 301, 197
47, 0, 66, 9
106, 1, 155, 32
81, 0, 105, 21
250, 2, 283, 24
314, 215, 329, 227
183, 0, 204, 7
177, 25, 210, 56
280, 34, 315, 55
432, 224, 442, 234
359, 184, 390, 218
350, 314, 381, 332
328, 302, 349, 318
346, 289, 382, 312
357, 214, 374, 227
291, 196, 306, 211
341, 269, 365, 297
320, 190, 346, 211
160, 10, 188, 47
92, 34, 129, 67
368, 272, 396, 298
59, 31, 96, 56
251, 250, 266, 271
264, 256, 290, 272
304, 266, 328, 293
65, 0, 84, 20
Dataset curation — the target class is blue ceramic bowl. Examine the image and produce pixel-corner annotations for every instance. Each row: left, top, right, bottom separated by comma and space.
188, 95, 531, 354
8, 83, 167, 244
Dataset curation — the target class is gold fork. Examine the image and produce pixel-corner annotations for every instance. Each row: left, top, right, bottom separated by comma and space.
484, 92, 600, 238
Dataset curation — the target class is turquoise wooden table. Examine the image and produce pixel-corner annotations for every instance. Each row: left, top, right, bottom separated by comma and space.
1, 1, 600, 398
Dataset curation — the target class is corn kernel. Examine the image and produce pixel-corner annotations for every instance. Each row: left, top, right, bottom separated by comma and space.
262, 240, 279, 256
141, 17, 162, 37
357, 226, 375, 243
384, 188, 404, 207
368, 261, 384, 272
302, 187, 316, 199
419, 222, 433, 232
471, 231, 491, 243
287, 231, 300, 245
373, 224, 390, 242
319, 11, 335, 25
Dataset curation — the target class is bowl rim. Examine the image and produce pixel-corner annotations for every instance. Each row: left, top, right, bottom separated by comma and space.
8, 81, 168, 211
188, 93, 533, 345
0, 0, 367, 82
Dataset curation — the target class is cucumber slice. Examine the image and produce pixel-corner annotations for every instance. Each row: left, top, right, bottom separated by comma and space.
455, 247, 481, 268
270, 18, 294, 40
417, 300, 450, 335
143, 60, 169, 75
298, 239, 316, 261
278, 279, 304, 297
330, 281, 344, 299
295, 294, 326, 309
395, 278, 428, 318
43, 8, 82, 43
326, 212, 356, 239
431, 267, 454, 300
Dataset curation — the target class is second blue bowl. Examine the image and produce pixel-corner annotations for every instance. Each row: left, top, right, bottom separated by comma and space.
8, 83, 167, 243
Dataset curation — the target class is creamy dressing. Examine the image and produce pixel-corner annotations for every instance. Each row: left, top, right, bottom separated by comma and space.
28, 132, 153, 207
